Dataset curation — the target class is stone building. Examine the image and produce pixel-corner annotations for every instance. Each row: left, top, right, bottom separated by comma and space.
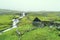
32, 17, 44, 27
32, 17, 60, 28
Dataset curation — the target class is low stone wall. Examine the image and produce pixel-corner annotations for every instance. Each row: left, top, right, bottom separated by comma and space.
32, 20, 60, 28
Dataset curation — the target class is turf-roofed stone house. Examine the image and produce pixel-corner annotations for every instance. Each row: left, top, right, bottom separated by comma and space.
32, 17, 60, 29
32, 17, 44, 27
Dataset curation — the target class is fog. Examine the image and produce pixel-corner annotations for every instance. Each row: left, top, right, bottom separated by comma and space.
0, 0, 60, 11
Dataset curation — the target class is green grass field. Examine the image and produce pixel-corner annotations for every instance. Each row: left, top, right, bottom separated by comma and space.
0, 12, 60, 40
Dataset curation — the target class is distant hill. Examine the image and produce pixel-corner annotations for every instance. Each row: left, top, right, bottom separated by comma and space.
26, 11, 60, 18
0, 9, 20, 14
0, 9, 60, 16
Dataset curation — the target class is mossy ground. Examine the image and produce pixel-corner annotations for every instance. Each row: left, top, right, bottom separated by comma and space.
0, 13, 60, 40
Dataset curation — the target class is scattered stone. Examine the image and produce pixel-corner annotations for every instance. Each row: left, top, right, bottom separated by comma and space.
50, 26, 53, 28
56, 27, 60, 31
16, 30, 21, 36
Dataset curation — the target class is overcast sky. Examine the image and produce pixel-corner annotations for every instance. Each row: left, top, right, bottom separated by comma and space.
0, 0, 60, 11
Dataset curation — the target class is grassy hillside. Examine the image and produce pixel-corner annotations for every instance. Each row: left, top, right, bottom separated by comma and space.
0, 12, 60, 40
